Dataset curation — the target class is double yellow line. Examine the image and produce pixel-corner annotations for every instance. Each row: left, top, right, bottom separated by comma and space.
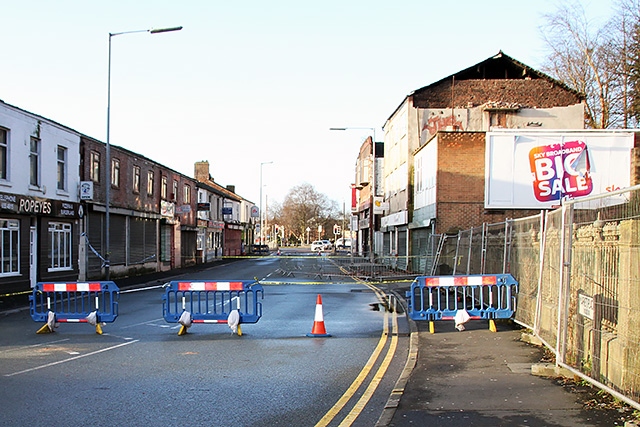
315, 283, 399, 427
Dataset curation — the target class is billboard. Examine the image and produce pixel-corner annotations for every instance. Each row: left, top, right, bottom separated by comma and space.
485, 130, 635, 209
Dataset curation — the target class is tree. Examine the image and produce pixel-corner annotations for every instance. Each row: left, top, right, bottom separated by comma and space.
271, 183, 340, 244
540, 0, 640, 128
617, 0, 640, 124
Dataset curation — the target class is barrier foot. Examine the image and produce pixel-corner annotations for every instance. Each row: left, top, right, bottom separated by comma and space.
429, 321, 435, 334
96, 324, 103, 335
36, 324, 54, 334
489, 319, 497, 333
237, 325, 242, 336
178, 325, 188, 336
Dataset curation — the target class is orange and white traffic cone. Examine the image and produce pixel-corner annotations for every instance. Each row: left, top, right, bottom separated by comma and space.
306, 294, 331, 337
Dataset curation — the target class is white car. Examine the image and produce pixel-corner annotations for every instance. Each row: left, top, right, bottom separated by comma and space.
321, 240, 333, 250
335, 238, 353, 249
311, 241, 325, 251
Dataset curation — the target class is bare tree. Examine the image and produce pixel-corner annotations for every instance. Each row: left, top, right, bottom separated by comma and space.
540, 1, 640, 128
272, 183, 340, 244
615, 0, 640, 126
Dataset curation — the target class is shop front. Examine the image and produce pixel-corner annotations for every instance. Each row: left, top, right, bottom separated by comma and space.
0, 192, 80, 294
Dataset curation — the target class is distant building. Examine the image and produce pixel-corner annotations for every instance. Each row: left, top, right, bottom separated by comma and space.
353, 136, 383, 257
194, 161, 256, 257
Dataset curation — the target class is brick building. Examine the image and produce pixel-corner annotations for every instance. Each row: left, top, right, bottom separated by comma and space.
79, 136, 197, 280
194, 161, 248, 257
352, 136, 384, 256
382, 51, 586, 260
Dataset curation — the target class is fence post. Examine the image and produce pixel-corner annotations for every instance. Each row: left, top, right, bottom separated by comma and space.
502, 220, 510, 274
466, 227, 473, 275
534, 211, 546, 336
556, 200, 574, 365
481, 223, 487, 274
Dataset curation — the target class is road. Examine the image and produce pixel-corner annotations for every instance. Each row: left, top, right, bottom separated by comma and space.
0, 253, 409, 427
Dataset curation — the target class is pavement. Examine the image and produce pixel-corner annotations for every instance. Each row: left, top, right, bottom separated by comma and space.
380, 283, 629, 427
0, 261, 628, 427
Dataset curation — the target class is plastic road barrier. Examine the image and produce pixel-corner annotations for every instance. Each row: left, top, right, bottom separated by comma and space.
162, 280, 264, 335
29, 281, 120, 334
406, 274, 518, 333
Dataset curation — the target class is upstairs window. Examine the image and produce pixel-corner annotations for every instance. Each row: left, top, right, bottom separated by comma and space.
161, 176, 168, 199
111, 158, 120, 188
90, 151, 100, 182
133, 165, 141, 193
183, 184, 191, 203
57, 146, 67, 191
29, 137, 40, 186
147, 171, 154, 196
0, 128, 7, 180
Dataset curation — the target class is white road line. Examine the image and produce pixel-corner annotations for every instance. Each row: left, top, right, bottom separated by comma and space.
4, 340, 139, 377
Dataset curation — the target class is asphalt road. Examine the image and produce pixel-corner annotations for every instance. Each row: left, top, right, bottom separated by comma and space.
0, 256, 409, 427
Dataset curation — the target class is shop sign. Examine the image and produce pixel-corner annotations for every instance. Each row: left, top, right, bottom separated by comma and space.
0, 192, 80, 218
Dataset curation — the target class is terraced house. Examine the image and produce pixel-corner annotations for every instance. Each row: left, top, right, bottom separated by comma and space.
0, 100, 82, 293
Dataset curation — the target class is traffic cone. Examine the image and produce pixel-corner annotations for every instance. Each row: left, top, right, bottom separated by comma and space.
306, 294, 331, 337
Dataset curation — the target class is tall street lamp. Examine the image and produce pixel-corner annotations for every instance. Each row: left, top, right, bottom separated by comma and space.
330, 127, 377, 260
105, 26, 182, 280
259, 161, 273, 245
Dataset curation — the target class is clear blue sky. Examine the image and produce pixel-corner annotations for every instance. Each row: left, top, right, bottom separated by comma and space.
0, 0, 612, 209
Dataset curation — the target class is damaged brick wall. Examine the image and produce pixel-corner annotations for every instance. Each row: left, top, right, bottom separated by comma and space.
413, 79, 583, 109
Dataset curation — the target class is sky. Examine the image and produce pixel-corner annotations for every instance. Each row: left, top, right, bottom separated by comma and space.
0, 0, 614, 210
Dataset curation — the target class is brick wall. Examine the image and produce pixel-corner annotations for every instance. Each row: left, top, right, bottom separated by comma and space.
414, 79, 583, 109
435, 131, 538, 234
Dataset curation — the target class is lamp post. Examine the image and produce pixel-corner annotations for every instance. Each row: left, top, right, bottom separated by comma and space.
330, 127, 377, 260
259, 161, 273, 245
105, 26, 182, 280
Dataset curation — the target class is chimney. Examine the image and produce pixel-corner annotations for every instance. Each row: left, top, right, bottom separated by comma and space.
194, 161, 210, 181
226, 185, 236, 193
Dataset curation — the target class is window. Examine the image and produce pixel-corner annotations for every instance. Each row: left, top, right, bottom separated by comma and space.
111, 158, 120, 187
29, 137, 40, 186
133, 165, 141, 193
48, 222, 72, 271
173, 180, 178, 201
0, 128, 7, 180
147, 171, 154, 195
90, 151, 100, 182
0, 219, 19, 275
57, 146, 67, 191
161, 176, 167, 199
183, 184, 191, 203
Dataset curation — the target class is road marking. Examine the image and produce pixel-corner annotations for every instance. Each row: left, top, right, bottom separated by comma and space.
315, 283, 400, 427
315, 310, 389, 427
4, 340, 139, 377
340, 315, 398, 426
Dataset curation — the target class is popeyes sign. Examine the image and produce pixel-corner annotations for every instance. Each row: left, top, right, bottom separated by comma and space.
485, 131, 634, 209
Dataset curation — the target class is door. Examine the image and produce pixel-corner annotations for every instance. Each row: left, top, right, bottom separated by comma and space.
29, 226, 37, 288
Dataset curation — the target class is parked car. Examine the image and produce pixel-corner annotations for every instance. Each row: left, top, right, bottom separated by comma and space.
335, 238, 353, 249
251, 244, 270, 255
321, 240, 333, 250
311, 240, 325, 251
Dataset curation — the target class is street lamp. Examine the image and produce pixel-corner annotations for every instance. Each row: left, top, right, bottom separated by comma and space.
330, 127, 377, 260
259, 161, 273, 245
105, 26, 182, 280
